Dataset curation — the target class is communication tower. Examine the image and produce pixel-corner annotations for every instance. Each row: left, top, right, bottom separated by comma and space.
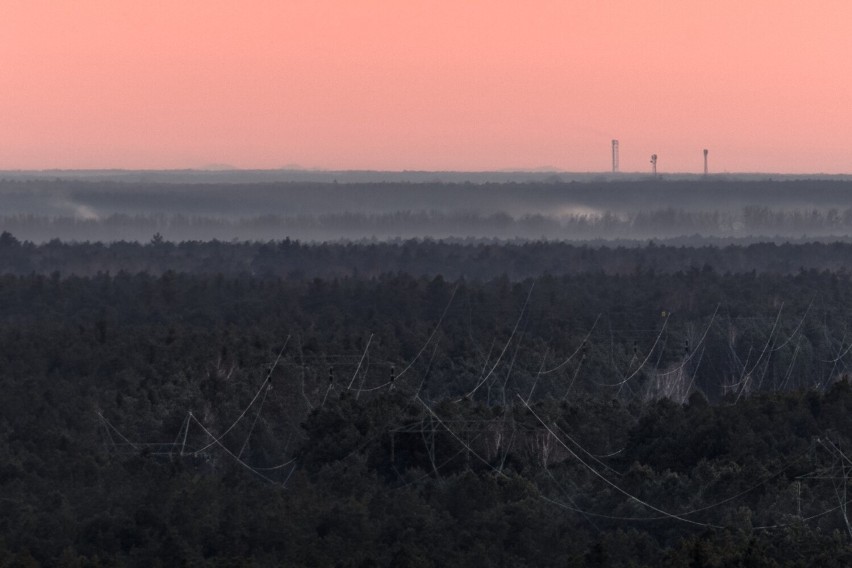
703, 149, 709, 175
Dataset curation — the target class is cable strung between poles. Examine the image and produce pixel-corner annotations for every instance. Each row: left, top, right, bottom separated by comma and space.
347, 333, 374, 390
541, 314, 601, 375
237, 383, 272, 459
594, 316, 669, 388
463, 281, 536, 400
194, 336, 290, 454
394, 284, 459, 381
768, 299, 813, 353
517, 394, 723, 529
656, 304, 719, 378
736, 305, 783, 402
190, 414, 280, 485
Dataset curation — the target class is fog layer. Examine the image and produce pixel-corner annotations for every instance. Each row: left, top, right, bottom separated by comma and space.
3, 176, 852, 242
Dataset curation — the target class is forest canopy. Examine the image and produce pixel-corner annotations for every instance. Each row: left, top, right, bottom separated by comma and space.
3, 234, 852, 565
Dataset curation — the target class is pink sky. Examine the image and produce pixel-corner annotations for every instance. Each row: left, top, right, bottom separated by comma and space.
1, 1, 850, 173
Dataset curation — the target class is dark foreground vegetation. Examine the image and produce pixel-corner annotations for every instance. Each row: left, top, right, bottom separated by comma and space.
3, 235, 852, 565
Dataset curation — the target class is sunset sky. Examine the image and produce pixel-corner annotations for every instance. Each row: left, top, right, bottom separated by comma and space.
1, 1, 850, 173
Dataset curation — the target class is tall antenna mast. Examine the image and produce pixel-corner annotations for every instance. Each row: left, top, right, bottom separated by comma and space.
611, 140, 619, 173
650, 154, 658, 176
703, 149, 709, 175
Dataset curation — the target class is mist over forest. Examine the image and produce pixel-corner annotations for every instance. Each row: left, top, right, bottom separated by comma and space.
5, 174, 852, 242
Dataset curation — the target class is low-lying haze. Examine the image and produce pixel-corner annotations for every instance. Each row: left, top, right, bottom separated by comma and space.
4, 173, 852, 243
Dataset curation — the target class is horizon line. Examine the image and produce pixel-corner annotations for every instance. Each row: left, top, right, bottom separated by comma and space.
0, 168, 850, 177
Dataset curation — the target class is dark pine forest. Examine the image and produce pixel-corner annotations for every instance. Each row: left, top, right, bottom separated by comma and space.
4, 232, 852, 566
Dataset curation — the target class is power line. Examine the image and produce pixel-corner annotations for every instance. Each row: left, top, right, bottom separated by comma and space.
193, 336, 290, 455
465, 281, 536, 400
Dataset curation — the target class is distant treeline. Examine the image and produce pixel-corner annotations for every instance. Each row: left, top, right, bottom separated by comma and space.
5, 177, 852, 242
4, 178, 852, 218
3, 231, 852, 279
6, 207, 852, 243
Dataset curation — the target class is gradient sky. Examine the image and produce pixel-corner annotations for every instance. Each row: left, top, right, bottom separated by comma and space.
1, 1, 850, 173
